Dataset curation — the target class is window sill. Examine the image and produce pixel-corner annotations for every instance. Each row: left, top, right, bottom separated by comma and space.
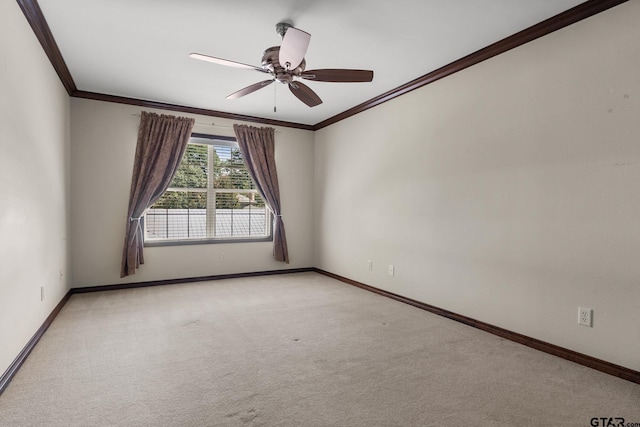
144, 236, 273, 247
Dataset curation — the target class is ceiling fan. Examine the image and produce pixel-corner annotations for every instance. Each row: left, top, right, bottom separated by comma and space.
190, 22, 374, 108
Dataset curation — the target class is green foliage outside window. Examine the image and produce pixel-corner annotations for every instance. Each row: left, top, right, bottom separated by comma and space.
153, 143, 264, 210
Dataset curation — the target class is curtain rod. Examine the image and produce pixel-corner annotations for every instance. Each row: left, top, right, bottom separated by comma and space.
130, 114, 280, 133
131, 113, 230, 128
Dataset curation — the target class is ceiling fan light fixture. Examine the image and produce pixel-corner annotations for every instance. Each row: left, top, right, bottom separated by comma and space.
278, 27, 310, 71
189, 21, 373, 109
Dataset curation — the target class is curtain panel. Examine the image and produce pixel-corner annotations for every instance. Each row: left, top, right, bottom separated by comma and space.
233, 124, 289, 263
120, 112, 195, 277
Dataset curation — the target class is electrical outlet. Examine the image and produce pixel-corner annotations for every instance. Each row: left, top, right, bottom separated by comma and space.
367, 260, 372, 271
578, 307, 593, 327
41, 286, 45, 301
388, 265, 394, 276
221, 253, 227, 262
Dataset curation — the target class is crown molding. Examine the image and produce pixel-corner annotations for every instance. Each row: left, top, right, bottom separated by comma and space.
312, 0, 628, 130
73, 91, 315, 131
16, 0, 77, 95
17, 0, 627, 131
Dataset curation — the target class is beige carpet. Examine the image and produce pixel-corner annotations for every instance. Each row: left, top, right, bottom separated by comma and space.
1, 272, 639, 426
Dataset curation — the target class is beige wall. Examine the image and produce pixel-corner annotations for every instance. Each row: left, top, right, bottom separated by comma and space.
70, 98, 315, 287
3, 0, 639, 379
0, 2, 71, 374
314, 2, 640, 370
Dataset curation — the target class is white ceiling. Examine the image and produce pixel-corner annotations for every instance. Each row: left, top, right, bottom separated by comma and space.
37, 0, 586, 126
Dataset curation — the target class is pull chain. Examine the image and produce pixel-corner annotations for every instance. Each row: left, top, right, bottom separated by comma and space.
273, 82, 277, 113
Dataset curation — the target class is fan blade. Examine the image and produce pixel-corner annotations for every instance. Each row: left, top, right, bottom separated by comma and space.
279, 27, 310, 70
226, 80, 274, 99
288, 81, 322, 107
190, 53, 268, 73
301, 69, 374, 82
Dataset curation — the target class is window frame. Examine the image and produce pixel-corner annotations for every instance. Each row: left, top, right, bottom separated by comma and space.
143, 133, 273, 247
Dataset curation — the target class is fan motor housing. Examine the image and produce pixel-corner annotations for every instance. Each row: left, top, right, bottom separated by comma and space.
261, 46, 305, 83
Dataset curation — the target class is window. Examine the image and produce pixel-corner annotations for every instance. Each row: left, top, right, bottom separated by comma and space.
144, 134, 271, 245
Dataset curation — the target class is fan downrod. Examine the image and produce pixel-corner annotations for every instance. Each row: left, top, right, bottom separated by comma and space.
275, 21, 294, 38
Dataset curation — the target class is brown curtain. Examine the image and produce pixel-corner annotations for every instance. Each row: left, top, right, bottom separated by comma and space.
120, 112, 195, 277
233, 124, 289, 263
